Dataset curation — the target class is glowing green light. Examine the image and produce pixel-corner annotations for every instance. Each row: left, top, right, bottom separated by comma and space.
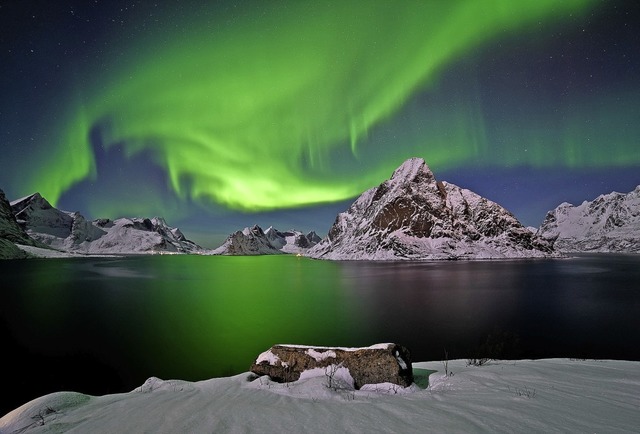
487, 89, 640, 169
31, 0, 596, 210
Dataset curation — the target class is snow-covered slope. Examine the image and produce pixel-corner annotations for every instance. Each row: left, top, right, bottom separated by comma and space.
211, 225, 321, 255
538, 186, 640, 253
308, 158, 555, 260
10, 193, 204, 255
1, 359, 638, 433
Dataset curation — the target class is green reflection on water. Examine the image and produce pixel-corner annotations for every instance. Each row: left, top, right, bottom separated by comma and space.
90, 255, 365, 379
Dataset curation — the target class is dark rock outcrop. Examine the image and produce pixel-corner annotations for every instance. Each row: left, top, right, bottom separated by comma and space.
212, 225, 282, 255
250, 343, 413, 389
0, 238, 30, 259
0, 190, 42, 246
0, 189, 45, 258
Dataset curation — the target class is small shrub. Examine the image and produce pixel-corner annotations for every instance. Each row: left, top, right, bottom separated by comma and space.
466, 357, 490, 367
442, 349, 454, 377
508, 385, 536, 399
324, 362, 344, 390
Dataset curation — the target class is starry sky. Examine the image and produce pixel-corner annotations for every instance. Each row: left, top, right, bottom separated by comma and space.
1, 0, 638, 248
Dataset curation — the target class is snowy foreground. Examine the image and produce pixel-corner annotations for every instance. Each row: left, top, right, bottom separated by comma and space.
1, 359, 638, 433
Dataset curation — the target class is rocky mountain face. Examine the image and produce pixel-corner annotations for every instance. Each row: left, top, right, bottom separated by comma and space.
0, 189, 45, 259
265, 227, 322, 254
538, 185, 640, 253
10, 193, 204, 255
307, 158, 555, 260
212, 225, 321, 255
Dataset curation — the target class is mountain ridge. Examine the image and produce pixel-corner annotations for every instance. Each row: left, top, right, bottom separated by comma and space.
307, 158, 556, 260
9, 192, 204, 255
538, 185, 640, 253
211, 225, 321, 255
3, 163, 638, 259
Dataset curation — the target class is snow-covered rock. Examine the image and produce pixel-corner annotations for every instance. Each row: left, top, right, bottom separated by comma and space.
265, 227, 321, 254
538, 185, 640, 253
10, 193, 204, 255
211, 225, 281, 255
251, 343, 413, 389
307, 157, 555, 260
211, 225, 320, 255
1, 359, 639, 433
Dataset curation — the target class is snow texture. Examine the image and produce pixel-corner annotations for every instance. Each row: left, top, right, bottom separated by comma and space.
538, 185, 640, 253
305, 349, 337, 362
211, 224, 321, 255
8, 193, 205, 255
1, 359, 638, 433
279, 343, 392, 351
307, 158, 556, 260
256, 350, 282, 366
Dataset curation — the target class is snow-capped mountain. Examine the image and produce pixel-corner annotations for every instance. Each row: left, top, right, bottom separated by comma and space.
0, 189, 46, 259
1, 189, 41, 246
265, 227, 321, 254
307, 158, 555, 260
211, 225, 321, 255
538, 185, 640, 253
10, 193, 204, 254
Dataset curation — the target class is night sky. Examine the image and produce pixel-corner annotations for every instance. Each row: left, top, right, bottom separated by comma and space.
1, 0, 638, 248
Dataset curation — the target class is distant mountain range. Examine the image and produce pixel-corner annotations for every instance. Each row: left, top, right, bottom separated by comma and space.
537, 185, 640, 253
1, 158, 638, 259
210, 225, 321, 255
1, 191, 204, 258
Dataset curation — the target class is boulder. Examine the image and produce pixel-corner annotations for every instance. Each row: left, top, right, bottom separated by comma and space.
250, 343, 413, 389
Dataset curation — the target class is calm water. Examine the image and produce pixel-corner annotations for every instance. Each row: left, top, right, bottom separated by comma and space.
1, 253, 639, 415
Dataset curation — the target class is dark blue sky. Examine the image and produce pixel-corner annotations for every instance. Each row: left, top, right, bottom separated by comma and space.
1, 1, 638, 248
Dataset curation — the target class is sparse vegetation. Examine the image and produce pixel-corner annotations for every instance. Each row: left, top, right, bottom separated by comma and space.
508, 385, 536, 399
466, 357, 490, 367
324, 362, 344, 389
442, 349, 454, 377
468, 329, 522, 365
29, 406, 58, 428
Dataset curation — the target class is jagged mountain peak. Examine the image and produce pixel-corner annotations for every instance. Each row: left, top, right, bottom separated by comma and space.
213, 224, 320, 256
1, 189, 46, 258
373, 158, 444, 207
389, 157, 435, 184
308, 157, 554, 260
10, 192, 52, 212
244, 224, 266, 237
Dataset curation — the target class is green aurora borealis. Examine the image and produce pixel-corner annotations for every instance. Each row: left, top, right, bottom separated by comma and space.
6, 1, 599, 206
1, 0, 639, 242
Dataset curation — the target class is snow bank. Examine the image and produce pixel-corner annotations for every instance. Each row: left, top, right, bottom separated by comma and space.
1, 359, 638, 433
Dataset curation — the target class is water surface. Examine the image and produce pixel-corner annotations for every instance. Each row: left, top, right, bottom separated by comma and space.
1, 253, 639, 415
